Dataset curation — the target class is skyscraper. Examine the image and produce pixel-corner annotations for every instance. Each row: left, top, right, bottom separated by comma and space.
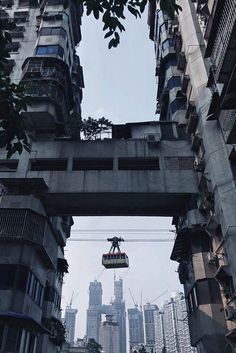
101, 278, 126, 353
99, 315, 120, 353
154, 293, 197, 353
154, 310, 165, 353
88, 280, 103, 307
128, 307, 144, 348
143, 304, 158, 350
65, 308, 78, 344
114, 278, 126, 353
86, 281, 103, 342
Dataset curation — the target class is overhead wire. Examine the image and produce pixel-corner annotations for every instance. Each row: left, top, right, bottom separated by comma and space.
68, 238, 174, 242
71, 228, 175, 233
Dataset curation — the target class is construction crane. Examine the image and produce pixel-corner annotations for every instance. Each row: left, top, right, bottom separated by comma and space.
128, 288, 138, 308
146, 289, 168, 305
67, 291, 79, 309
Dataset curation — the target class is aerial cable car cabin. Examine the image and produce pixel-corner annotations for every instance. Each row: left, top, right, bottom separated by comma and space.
102, 237, 129, 269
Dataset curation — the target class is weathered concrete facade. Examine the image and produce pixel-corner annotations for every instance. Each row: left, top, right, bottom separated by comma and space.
150, 0, 236, 352
1, 0, 236, 352
0, 0, 82, 350
0, 123, 198, 216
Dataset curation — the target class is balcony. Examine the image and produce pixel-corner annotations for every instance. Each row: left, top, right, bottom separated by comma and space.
9, 26, 25, 38
205, 0, 236, 84
3, 59, 15, 75
21, 57, 73, 108
14, 11, 29, 23
0, 10, 9, 19
23, 80, 70, 129
219, 110, 236, 144
177, 52, 187, 72
0, 209, 57, 268
1, 0, 13, 7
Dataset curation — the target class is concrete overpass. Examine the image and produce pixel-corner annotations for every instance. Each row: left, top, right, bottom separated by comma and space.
0, 122, 199, 216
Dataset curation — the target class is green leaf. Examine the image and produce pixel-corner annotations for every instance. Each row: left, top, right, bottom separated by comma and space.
139, 0, 147, 13
93, 9, 100, 19
23, 144, 31, 153
117, 21, 125, 32
104, 30, 113, 38
108, 38, 115, 49
174, 4, 182, 13
114, 31, 120, 42
127, 5, 138, 17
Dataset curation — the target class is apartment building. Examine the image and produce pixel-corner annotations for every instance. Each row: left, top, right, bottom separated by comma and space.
148, 0, 236, 352
0, 0, 83, 350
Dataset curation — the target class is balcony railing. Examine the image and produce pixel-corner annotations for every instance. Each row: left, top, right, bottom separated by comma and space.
210, 0, 236, 83
0, 209, 57, 268
25, 81, 64, 106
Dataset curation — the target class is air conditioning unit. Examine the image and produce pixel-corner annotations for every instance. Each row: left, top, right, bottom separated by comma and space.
194, 157, 205, 172
207, 252, 218, 265
145, 133, 161, 144
225, 306, 236, 321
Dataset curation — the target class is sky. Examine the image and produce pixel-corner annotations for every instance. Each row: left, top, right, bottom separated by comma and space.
61, 10, 182, 341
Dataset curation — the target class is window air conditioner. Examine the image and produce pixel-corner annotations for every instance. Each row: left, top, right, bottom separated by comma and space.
206, 252, 217, 265
145, 134, 161, 144
194, 157, 205, 172
225, 306, 236, 321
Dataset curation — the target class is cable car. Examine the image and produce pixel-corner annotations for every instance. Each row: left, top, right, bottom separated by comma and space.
102, 252, 129, 269
102, 236, 129, 269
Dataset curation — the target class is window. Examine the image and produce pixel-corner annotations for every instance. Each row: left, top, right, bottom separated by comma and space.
170, 98, 186, 114
1, 0, 13, 7
5, 42, 20, 53
0, 160, 18, 171
118, 158, 160, 170
160, 22, 167, 33
73, 158, 113, 170
27, 272, 43, 306
162, 39, 169, 50
0, 264, 17, 289
165, 57, 177, 70
44, 285, 56, 302
167, 76, 181, 90
30, 158, 68, 171
40, 27, 67, 39
6, 326, 21, 352
14, 11, 29, 22
0, 323, 4, 350
10, 26, 25, 38
18, 330, 37, 353
165, 156, 194, 170
15, 266, 28, 291
35, 45, 64, 58
162, 38, 174, 51
0, 264, 43, 306
3, 59, 15, 75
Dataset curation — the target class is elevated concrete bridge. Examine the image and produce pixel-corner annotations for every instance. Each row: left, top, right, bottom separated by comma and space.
0, 122, 199, 216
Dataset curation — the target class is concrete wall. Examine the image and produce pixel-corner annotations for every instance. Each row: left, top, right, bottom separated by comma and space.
0, 136, 198, 216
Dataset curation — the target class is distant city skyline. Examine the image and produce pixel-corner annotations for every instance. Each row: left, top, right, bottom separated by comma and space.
61, 216, 182, 341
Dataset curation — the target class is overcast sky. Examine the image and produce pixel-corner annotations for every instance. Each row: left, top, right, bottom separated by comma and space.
61, 10, 182, 340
